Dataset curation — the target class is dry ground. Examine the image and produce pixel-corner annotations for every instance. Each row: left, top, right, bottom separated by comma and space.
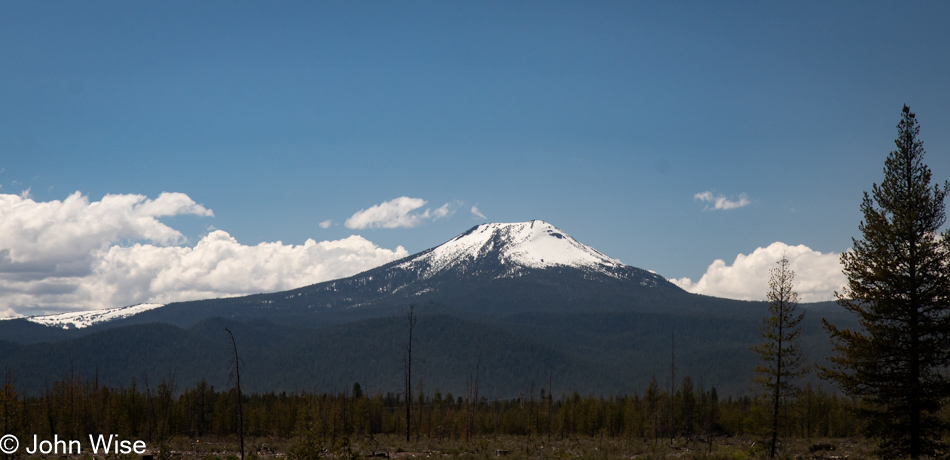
112, 434, 874, 460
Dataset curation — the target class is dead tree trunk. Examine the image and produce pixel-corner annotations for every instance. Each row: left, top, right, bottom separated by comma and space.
402, 306, 417, 443
226, 327, 245, 460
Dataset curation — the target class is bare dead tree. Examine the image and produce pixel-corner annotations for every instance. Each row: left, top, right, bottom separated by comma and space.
157, 372, 177, 446
402, 305, 417, 443
670, 329, 676, 445
143, 372, 155, 442
467, 358, 480, 442
226, 327, 245, 460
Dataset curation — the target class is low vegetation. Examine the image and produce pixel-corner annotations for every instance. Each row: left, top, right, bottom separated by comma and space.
0, 374, 880, 459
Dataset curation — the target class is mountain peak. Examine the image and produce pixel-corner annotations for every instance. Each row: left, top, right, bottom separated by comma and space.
400, 220, 624, 280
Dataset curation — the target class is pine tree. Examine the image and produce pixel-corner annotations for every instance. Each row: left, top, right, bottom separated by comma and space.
823, 105, 950, 459
751, 254, 806, 458
645, 376, 661, 444
0, 372, 20, 460
677, 376, 696, 437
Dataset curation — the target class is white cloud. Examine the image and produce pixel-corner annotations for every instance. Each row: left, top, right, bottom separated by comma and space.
319, 219, 332, 229
344, 196, 452, 229
471, 206, 486, 219
669, 242, 846, 302
694, 191, 751, 210
0, 192, 212, 276
90, 230, 408, 306
0, 192, 409, 317
432, 203, 451, 220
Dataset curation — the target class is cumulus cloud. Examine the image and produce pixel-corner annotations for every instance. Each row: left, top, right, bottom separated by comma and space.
0, 192, 212, 277
319, 219, 332, 229
694, 191, 751, 210
89, 230, 408, 306
669, 242, 846, 302
471, 206, 486, 219
344, 196, 452, 229
0, 192, 409, 317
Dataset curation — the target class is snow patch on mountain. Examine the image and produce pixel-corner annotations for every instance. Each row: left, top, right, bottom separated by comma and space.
26, 303, 165, 329
401, 220, 625, 279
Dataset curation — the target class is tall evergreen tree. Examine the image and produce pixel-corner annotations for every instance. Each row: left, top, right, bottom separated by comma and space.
823, 105, 950, 459
752, 254, 806, 458
644, 375, 661, 444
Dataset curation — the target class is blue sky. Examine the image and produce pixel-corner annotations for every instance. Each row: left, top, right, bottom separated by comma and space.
2, 1, 949, 315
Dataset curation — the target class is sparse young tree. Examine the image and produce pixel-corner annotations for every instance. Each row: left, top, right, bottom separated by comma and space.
677, 375, 696, 437
645, 375, 661, 444
823, 105, 950, 459
751, 254, 806, 458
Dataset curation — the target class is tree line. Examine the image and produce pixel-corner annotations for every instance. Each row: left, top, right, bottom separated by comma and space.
0, 370, 865, 452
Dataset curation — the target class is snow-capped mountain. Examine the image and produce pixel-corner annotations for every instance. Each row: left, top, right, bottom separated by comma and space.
24, 303, 165, 329
195, 219, 684, 320
0, 220, 799, 396
2, 220, 683, 331
399, 220, 625, 280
